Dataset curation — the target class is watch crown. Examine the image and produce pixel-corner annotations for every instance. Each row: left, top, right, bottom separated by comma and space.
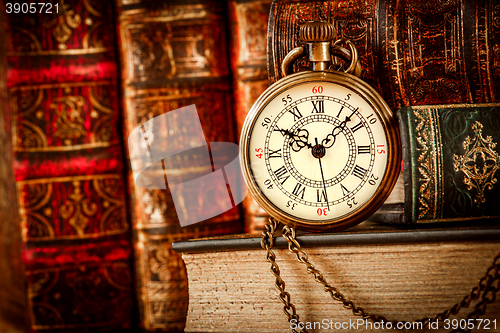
299, 21, 336, 43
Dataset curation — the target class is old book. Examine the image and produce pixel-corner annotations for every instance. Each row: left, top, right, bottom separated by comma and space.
116, 1, 243, 331
227, 0, 272, 233
371, 103, 500, 224
0, 0, 135, 331
267, 0, 500, 111
174, 222, 500, 332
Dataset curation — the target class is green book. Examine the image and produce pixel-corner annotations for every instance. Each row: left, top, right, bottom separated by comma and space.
371, 103, 500, 224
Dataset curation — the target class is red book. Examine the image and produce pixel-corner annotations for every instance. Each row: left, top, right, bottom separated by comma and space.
0, 1, 134, 331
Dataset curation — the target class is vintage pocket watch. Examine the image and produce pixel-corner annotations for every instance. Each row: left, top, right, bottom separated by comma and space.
238, 21, 499, 331
240, 21, 401, 232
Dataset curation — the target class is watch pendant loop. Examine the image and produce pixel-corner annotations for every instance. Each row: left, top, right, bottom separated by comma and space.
332, 38, 361, 77
281, 21, 361, 77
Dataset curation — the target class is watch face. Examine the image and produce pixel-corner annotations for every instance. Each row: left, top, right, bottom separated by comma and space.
240, 71, 400, 231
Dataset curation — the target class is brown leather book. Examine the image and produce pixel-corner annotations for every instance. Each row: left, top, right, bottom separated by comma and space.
228, 0, 272, 233
267, 0, 500, 111
116, 1, 243, 331
0, 1, 134, 331
174, 222, 500, 332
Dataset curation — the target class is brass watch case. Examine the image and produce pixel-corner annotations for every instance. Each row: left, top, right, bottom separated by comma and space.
240, 70, 401, 232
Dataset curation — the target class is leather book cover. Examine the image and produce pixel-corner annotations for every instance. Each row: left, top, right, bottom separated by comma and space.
1, 0, 135, 331
370, 103, 500, 224
227, 0, 272, 233
116, 0, 243, 331
267, 0, 500, 111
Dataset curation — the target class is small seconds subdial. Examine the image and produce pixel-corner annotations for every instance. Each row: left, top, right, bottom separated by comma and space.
243, 74, 392, 226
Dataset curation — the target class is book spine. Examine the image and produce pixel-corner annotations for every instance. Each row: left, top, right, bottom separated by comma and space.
382, 0, 500, 109
397, 103, 500, 223
0, 4, 27, 329
116, 1, 243, 331
227, 0, 272, 233
3, 0, 135, 330
267, 0, 500, 111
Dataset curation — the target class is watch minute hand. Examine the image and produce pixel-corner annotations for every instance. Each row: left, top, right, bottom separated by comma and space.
275, 127, 313, 151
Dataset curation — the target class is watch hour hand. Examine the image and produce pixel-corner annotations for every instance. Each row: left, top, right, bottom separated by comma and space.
322, 108, 358, 149
322, 121, 344, 148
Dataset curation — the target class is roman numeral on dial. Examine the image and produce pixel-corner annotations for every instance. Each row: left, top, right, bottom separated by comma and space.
352, 165, 368, 179
357, 145, 370, 154
311, 100, 324, 113
292, 182, 306, 199
317, 189, 328, 202
288, 106, 303, 121
273, 165, 290, 185
268, 148, 282, 158
340, 183, 350, 196
351, 122, 364, 133
336, 105, 344, 118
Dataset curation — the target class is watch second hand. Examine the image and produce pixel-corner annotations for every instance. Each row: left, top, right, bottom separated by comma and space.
315, 137, 330, 211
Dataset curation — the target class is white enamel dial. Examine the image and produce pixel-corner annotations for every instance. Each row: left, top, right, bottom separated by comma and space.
240, 71, 400, 231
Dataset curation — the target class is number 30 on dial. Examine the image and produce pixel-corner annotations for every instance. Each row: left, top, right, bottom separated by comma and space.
240, 71, 400, 232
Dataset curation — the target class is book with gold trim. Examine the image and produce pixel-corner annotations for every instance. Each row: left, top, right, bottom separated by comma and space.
371, 103, 500, 224
0, 0, 135, 330
115, 0, 243, 331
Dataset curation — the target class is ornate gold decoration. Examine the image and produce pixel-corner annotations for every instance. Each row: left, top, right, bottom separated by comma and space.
11, 82, 118, 152
21, 183, 55, 239
18, 175, 128, 241
53, 8, 82, 50
453, 121, 500, 204
60, 181, 98, 237
8, 0, 109, 56
93, 177, 128, 233
131, 28, 176, 77
412, 108, 444, 220
51, 96, 87, 145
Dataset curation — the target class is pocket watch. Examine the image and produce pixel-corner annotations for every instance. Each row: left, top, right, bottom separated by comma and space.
240, 21, 401, 232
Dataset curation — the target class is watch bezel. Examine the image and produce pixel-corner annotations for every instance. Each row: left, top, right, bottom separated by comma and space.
239, 70, 401, 232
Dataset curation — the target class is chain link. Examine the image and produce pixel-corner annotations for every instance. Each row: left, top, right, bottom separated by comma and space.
261, 218, 308, 333
263, 219, 500, 332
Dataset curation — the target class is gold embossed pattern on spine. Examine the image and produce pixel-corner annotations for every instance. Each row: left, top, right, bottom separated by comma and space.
7, 0, 111, 56
228, 0, 271, 233
268, 0, 500, 111
18, 175, 128, 241
411, 108, 444, 221
11, 82, 120, 152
